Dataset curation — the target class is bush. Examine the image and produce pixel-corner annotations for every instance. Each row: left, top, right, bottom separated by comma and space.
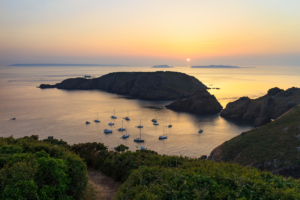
0, 136, 88, 200
116, 166, 300, 199
71, 141, 300, 199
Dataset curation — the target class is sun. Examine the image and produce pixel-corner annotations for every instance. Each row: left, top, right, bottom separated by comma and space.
187, 58, 190, 62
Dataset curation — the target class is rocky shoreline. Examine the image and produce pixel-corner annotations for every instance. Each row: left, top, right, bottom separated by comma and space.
220, 87, 300, 126
165, 89, 222, 114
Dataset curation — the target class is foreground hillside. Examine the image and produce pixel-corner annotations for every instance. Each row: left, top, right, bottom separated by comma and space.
3, 136, 300, 199
72, 143, 300, 199
39, 71, 207, 100
210, 104, 300, 178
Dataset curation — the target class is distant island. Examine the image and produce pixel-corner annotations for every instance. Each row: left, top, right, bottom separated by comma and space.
152, 65, 173, 68
191, 65, 240, 68
8, 64, 127, 67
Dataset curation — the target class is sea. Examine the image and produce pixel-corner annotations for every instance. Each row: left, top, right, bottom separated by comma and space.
1, 65, 299, 157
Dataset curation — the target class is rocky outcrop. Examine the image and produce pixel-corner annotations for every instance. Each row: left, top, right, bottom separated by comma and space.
39, 71, 207, 101
165, 89, 222, 114
221, 87, 300, 126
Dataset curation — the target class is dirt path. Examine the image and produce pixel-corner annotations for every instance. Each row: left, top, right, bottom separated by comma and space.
87, 168, 122, 200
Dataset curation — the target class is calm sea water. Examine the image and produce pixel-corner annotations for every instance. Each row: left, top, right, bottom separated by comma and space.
0, 65, 299, 157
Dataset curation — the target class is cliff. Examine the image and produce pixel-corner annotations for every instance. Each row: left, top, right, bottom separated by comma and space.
221, 87, 300, 126
39, 71, 207, 100
209, 104, 300, 178
165, 89, 222, 114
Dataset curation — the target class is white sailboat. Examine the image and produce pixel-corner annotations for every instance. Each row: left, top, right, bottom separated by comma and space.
104, 128, 112, 133
124, 110, 130, 121
134, 128, 144, 142
151, 115, 157, 122
94, 112, 100, 123
108, 120, 114, 126
168, 118, 172, 128
121, 129, 129, 139
111, 109, 117, 119
137, 119, 143, 128
118, 120, 125, 131
159, 126, 167, 139
153, 116, 159, 125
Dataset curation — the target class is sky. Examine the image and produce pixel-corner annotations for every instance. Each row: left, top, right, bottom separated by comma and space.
0, 0, 300, 66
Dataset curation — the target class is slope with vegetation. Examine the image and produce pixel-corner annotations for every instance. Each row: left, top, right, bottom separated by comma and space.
210, 104, 300, 178
0, 135, 87, 200
71, 142, 300, 199
3, 131, 300, 199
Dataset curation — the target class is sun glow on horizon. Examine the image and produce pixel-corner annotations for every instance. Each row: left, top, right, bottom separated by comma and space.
1, 0, 300, 65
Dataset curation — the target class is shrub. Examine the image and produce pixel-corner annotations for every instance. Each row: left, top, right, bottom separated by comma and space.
71, 141, 300, 199
0, 136, 88, 200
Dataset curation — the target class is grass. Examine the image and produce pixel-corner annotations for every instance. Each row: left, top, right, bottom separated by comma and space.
220, 105, 300, 167
83, 183, 97, 200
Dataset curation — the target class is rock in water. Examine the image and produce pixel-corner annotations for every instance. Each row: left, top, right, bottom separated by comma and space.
221, 87, 300, 126
165, 89, 222, 114
39, 72, 207, 101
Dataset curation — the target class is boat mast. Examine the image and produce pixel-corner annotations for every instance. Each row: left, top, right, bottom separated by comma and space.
140, 128, 141, 139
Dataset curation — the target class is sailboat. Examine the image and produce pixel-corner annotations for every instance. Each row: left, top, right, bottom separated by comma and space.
124, 110, 130, 121
159, 126, 167, 139
168, 118, 172, 128
151, 118, 157, 122
111, 109, 117, 119
94, 112, 100, 123
134, 128, 144, 142
121, 129, 129, 139
118, 120, 125, 131
137, 119, 143, 128
153, 117, 159, 125
108, 119, 114, 126
104, 128, 112, 133
151, 115, 157, 122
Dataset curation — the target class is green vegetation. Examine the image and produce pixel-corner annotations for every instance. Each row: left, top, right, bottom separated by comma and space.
3, 118, 300, 200
0, 135, 87, 200
220, 105, 300, 167
115, 144, 129, 152
71, 142, 300, 199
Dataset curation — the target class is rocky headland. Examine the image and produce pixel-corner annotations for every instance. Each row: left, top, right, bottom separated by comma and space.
165, 89, 222, 114
221, 87, 300, 126
209, 104, 300, 178
39, 71, 207, 101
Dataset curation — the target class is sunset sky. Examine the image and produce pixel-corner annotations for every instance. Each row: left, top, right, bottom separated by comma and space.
1, 0, 300, 66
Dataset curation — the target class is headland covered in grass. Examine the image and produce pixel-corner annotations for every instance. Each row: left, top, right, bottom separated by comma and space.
210, 104, 300, 178
2, 135, 300, 199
